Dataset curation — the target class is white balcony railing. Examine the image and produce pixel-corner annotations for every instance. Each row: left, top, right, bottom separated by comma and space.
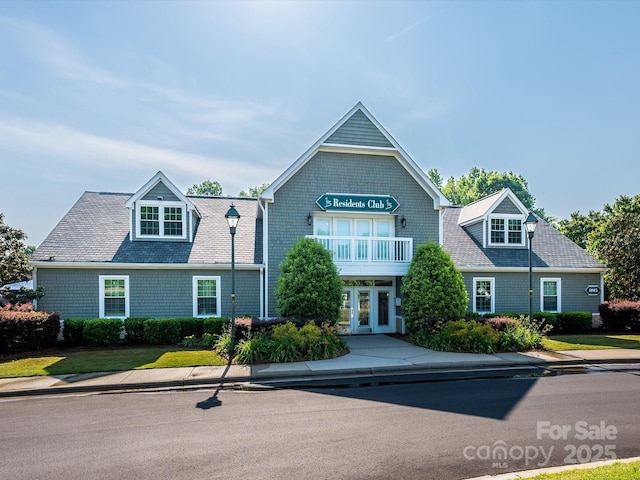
307, 235, 413, 264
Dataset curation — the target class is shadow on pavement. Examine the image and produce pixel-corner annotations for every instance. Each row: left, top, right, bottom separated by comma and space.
196, 360, 232, 410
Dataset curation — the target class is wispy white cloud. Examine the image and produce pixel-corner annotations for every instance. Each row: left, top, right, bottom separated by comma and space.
0, 116, 276, 192
387, 17, 431, 42
0, 15, 124, 86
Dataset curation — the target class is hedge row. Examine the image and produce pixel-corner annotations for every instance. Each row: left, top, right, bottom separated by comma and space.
481, 311, 593, 334
64, 317, 231, 346
599, 301, 640, 332
0, 305, 60, 354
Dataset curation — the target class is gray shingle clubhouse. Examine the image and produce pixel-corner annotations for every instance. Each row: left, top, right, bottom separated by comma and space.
32, 103, 605, 333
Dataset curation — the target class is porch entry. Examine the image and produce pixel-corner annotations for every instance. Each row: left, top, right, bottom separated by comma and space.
339, 279, 394, 334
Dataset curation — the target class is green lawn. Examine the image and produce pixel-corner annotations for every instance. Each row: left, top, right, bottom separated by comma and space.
0, 347, 227, 379
543, 334, 640, 351
528, 460, 640, 479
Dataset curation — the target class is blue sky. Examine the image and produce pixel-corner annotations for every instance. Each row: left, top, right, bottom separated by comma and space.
1, 1, 639, 246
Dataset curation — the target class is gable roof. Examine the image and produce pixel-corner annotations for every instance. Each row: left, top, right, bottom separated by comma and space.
458, 188, 528, 226
124, 171, 200, 218
32, 192, 261, 266
443, 207, 604, 271
261, 102, 449, 209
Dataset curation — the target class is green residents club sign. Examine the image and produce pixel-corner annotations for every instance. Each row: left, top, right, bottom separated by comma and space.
316, 194, 399, 213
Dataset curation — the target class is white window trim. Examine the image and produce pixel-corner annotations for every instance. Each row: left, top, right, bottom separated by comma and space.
136, 200, 187, 240
313, 215, 396, 237
193, 276, 221, 318
487, 214, 525, 247
540, 278, 561, 313
99, 275, 130, 319
473, 277, 495, 313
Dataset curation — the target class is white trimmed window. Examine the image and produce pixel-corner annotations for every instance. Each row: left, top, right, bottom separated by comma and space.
99, 275, 129, 318
489, 215, 524, 246
541, 278, 561, 312
473, 277, 495, 313
137, 202, 186, 239
193, 276, 221, 317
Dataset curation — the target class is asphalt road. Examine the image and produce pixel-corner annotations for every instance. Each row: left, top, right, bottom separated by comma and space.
1, 369, 639, 480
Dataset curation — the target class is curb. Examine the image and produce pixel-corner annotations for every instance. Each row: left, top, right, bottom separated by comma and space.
2, 356, 638, 398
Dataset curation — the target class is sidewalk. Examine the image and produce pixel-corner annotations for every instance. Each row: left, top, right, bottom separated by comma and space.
2, 335, 640, 480
2, 334, 640, 398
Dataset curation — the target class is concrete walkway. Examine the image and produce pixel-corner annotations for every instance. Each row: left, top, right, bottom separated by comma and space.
2, 334, 640, 397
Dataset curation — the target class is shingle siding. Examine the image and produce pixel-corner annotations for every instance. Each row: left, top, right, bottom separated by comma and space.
493, 197, 520, 215
325, 110, 394, 148
142, 183, 180, 202
36, 268, 261, 319
267, 150, 438, 316
464, 272, 602, 314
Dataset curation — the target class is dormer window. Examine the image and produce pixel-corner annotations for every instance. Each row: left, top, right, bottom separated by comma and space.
137, 202, 185, 239
489, 215, 523, 246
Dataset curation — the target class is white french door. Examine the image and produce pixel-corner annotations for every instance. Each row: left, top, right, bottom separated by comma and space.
339, 282, 394, 334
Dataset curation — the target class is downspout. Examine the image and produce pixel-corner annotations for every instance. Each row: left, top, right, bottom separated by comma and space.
32, 267, 38, 311
258, 198, 268, 319
438, 208, 444, 245
259, 266, 264, 320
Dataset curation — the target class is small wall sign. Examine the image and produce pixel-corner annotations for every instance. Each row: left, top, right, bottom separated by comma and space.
316, 194, 399, 213
585, 285, 601, 296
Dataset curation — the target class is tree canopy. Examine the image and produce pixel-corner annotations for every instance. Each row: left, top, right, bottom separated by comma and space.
558, 194, 640, 301
239, 183, 270, 198
186, 180, 223, 196
428, 167, 553, 223
0, 213, 32, 286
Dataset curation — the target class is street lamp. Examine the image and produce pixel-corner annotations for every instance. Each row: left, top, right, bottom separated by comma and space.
225, 204, 241, 353
523, 212, 539, 323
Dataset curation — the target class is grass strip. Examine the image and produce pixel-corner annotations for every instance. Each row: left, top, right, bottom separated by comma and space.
528, 459, 640, 479
543, 334, 640, 351
0, 347, 226, 378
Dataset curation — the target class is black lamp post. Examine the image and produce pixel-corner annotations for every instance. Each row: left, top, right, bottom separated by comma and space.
523, 212, 539, 323
225, 204, 241, 353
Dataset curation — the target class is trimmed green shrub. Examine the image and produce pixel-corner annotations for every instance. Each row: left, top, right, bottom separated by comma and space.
203, 317, 230, 335
143, 318, 182, 345
83, 318, 123, 346
402, 241, 468, 334
175, 317, 204, 338
0, 305, 60, 354
555, 312, 592, 334
599, 301, 640, 332
276, 237, 342, 322
63, 318, 87, 346
124, 317, 150, 344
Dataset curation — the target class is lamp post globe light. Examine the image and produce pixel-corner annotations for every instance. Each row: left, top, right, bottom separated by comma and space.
225, 204, 241, 353
523, 212, 539, 323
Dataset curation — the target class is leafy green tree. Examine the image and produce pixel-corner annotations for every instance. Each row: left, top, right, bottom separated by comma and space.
557, 210, 603, 249
426, 168, 443, 189
187, 180, 223, 196
441, 167, 534, 208
431, 167, 554, 223
596, 212, 640, 301
239, 183, 270, 198
401, 241, 468, 332
276, 238, 342, 322
0, 213, 32, 286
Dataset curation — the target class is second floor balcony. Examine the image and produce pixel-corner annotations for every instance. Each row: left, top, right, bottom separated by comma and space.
307, 235, 413, 276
